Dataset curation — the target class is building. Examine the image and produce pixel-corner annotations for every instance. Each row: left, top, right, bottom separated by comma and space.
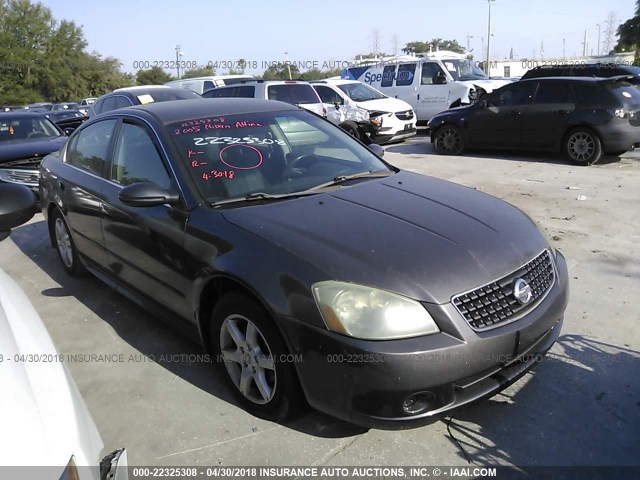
483, 52, 636, 79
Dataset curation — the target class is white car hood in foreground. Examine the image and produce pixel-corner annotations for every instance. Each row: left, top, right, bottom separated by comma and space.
0, 267, 103, 478
354, 97, 414, 114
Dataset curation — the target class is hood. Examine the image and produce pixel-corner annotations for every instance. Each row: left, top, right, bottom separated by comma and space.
0, 136, 68, 164
223, 171, 548, 304
354, 97, 414, 114
459, 78, 512, 93
0, 268, 103, 468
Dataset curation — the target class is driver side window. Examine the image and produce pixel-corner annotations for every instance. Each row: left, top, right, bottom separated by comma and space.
490, 83, 535, 107
421, 62, 446, 85
315, 86, 344, 105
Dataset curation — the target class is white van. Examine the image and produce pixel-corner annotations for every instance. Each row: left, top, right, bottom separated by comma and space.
311, 79, 416, 143
342, 51, 511, 123
165, 75, 254, 95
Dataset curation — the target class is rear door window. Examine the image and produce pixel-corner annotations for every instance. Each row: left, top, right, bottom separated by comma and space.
267, 84, 320, 105
533, 82, 574, 105
67, 119, 118, 176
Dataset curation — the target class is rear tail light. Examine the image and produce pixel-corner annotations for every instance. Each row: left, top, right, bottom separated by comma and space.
613, 108, 637, 119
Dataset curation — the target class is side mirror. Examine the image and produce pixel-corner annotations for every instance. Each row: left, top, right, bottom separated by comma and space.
0, 184, 37, 242
367, 143, 385, 158
478, 98, 489, 108
63, 127, 75, 136
334, 102, 341, 110
119, 182, 180, 207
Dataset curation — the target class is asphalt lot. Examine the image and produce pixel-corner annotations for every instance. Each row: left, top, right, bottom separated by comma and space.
1, 134, 639, 468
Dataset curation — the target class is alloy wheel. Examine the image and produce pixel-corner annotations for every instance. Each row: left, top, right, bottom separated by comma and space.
435, 127, 463, 154
219, 314, 277, 404
567, 132, 595, 162
54, 217, 73, 268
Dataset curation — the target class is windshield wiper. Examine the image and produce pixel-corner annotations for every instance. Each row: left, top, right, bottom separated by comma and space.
210, 191, 319, 207
307, 170, 394, 191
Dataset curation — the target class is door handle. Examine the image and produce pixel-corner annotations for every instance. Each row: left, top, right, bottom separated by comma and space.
558, 110, 570, 115
417, 94, 420, 100
510, 111, 521, 116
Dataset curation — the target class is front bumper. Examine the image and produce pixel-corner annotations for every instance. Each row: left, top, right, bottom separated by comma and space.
281, 251, 569, 429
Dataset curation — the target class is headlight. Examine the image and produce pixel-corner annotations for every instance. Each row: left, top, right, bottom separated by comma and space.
312, 281, 440, 340
370, 115, 383, 127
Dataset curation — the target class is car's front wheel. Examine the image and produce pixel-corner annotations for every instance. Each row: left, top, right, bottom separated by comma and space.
211, 292, 302, 421
50, 208, 86, 277
564, 128, 602, 165
432, 125, 465, 155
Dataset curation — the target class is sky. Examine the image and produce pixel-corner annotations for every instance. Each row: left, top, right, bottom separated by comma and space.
39, 0, 637, 75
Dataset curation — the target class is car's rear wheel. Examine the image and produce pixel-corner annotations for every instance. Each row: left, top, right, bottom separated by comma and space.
340, 121, 361, 140
50, 209, 86, 277
211, 292, 301, 421
433, 125, 465, 155
564, 128, 602, 165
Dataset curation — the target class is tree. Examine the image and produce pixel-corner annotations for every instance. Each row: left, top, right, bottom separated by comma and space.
261, 62, 300, 80
354, 52, 387, 60
136, 66, 172, 85
614, 1, 640, 62
402, 39, 466, 55
0, 0, 131, 104
297, 68, 342, 81
182, 66, 215, 78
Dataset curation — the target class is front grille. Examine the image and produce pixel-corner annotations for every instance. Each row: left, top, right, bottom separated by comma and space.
452, 250, 555, 330
0, 168, 39, 186
395, 110, 414, 121
1, 157, 42, 168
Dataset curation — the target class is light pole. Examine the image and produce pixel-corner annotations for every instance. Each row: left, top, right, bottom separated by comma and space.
175, 45, 184, 79
466, 33, 474, 54
284, 51, 292, 80
596, 23, 601, 55
486, 0, 495, 76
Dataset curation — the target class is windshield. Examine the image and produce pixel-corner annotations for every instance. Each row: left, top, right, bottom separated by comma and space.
443, 59, 489, 81
167, 110, 392, 203
337, 83, 386, 101
0, 116, 62, 142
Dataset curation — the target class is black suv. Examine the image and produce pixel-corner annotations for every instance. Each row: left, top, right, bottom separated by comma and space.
428, 76, 640, 165
522, 63, 640, 82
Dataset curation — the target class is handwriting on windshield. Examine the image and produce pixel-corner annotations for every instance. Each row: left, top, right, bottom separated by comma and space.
174, 118, 264, 135
188, 144, 264, 181
193, 136, 285, 146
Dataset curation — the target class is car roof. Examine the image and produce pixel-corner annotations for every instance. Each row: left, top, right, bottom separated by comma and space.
0, 111, 48, 119
517, 76, 626, 83
114, 85, 171, 92
311, 79, 356, 85
127, 98, 301, 124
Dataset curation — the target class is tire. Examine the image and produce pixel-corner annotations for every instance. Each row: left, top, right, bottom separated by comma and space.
339, 121, 361, 140
564, 128, 602, 166
211, 292, 302, 421
432, 125, 465, 155
50, 208, 87, 277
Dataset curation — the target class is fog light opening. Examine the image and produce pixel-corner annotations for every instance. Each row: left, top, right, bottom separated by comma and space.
402, 391, 436, 415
